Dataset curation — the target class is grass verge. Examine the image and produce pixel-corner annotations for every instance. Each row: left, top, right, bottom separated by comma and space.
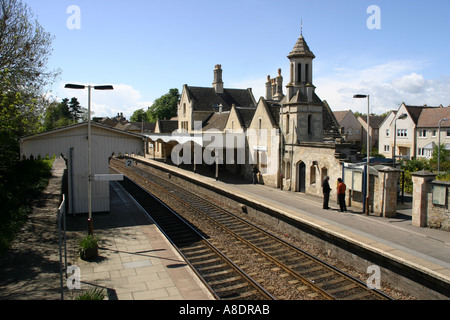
0, 158, 54, 258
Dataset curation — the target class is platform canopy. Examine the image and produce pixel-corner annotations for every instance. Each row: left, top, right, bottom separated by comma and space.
20, 122, 146, 214
144, 132, 203, 146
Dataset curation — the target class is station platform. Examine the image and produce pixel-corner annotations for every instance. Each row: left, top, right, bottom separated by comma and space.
1, 156, 448, 301
0, 158, 214, 301
66, 180, 216, 300
129, 155, 450, 299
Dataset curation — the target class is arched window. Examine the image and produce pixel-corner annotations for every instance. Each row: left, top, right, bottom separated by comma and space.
286, 114, 290, 134
308, 114, 312, 135
310, 165, 316, 185
286, 161, 291, 179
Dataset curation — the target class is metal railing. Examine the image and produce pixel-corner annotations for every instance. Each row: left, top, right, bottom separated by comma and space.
57, 195, 67, 300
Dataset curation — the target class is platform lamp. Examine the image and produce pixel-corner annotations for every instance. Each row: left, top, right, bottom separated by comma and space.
65, 84, 114, 235
438, 118, 449, 173
353, 94, 370, 215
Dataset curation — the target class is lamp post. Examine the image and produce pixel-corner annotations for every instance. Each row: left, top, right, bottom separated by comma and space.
393, 113, 408, 168
353, 94, 370, 215
438, 118, 449, 173
65, 84, 114, 235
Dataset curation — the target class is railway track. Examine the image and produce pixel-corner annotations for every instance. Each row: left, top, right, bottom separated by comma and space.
111, 157, 393, 300
115, 172, 274, 300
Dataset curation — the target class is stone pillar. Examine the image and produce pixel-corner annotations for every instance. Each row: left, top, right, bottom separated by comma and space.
376, 167, 401, 218
412, 171, 436, 227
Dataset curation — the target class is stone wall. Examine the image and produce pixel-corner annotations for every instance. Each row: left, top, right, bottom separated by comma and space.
427, 180, 450, 231
412, 171, 450, 231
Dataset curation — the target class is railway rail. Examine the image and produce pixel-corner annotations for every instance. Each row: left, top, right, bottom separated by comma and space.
117, 174, 275, 300
110, 157, 393, 300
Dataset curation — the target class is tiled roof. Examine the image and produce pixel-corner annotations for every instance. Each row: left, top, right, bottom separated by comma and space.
333, 110, 350, 123
129, 122, 156, 132
186, 86, 256, 112
202, 112, 230, 131
157, 120, 178, 133
416, 106, 450, 128
358, 115, 386, 129
267, 103, 281, 128
235, 107, 256, 129
288, 34, 315, 59
404, 105, 431, 124
322, 101, 344, 141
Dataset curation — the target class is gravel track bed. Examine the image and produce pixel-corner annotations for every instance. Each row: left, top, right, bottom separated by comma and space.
115, 162, 417, 300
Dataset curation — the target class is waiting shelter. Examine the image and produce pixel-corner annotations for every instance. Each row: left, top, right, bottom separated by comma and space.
20, 122, 146, 215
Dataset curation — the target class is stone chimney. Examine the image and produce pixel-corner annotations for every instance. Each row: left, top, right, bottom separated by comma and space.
273, 68, 284, 101
265, 75, 272, 100
213, 64, 224, 94
271, 78, 277, 99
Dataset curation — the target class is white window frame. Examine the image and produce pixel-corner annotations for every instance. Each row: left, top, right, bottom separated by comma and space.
397, 129, 408, 137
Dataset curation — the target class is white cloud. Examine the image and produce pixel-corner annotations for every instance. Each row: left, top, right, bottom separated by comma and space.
52, 82, 153, 119
228, 60, 450, 116
315, 60, 450, 114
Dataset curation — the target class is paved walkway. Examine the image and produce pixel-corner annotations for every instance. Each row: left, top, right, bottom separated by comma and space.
67, 181, 214, 300
0, 158, 214, 300
0, 158, 65, 300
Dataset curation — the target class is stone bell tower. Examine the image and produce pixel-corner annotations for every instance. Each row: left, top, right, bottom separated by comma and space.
282, 27, 323, 143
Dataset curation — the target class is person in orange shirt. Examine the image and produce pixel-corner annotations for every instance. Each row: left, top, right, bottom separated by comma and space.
337, 178, 347, 212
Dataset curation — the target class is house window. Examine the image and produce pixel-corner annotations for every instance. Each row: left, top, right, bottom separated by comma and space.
397, 129, 408, 137
447, 129, 450, 137
384, 145, 390, 152
386, 129, 390, 137
432, 130, 437, 137
418, 148, 425, 156
418, 129, 427, 137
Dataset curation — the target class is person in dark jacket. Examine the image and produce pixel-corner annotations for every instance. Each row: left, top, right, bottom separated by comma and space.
252, 165, 259, 184
322, 176, 331, 209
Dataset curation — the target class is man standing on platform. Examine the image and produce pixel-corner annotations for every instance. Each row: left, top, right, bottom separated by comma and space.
337, 178, 347, 212
252, 165, 259, 184
322, 176, 331, 209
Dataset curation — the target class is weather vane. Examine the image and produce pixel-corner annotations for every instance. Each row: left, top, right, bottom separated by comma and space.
301, 19, 303, 35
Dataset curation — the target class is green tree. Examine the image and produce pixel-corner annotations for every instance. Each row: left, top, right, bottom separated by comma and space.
430, 143, 450, 173
69, 97, 83, 122
0, 0, 59, 97
0, 0, 58, 169
146, 88, 180, 122
42, 98, 73, 131
130, 108, 150, 122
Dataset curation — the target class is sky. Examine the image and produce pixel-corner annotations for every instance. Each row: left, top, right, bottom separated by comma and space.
24, 0, 450, 119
